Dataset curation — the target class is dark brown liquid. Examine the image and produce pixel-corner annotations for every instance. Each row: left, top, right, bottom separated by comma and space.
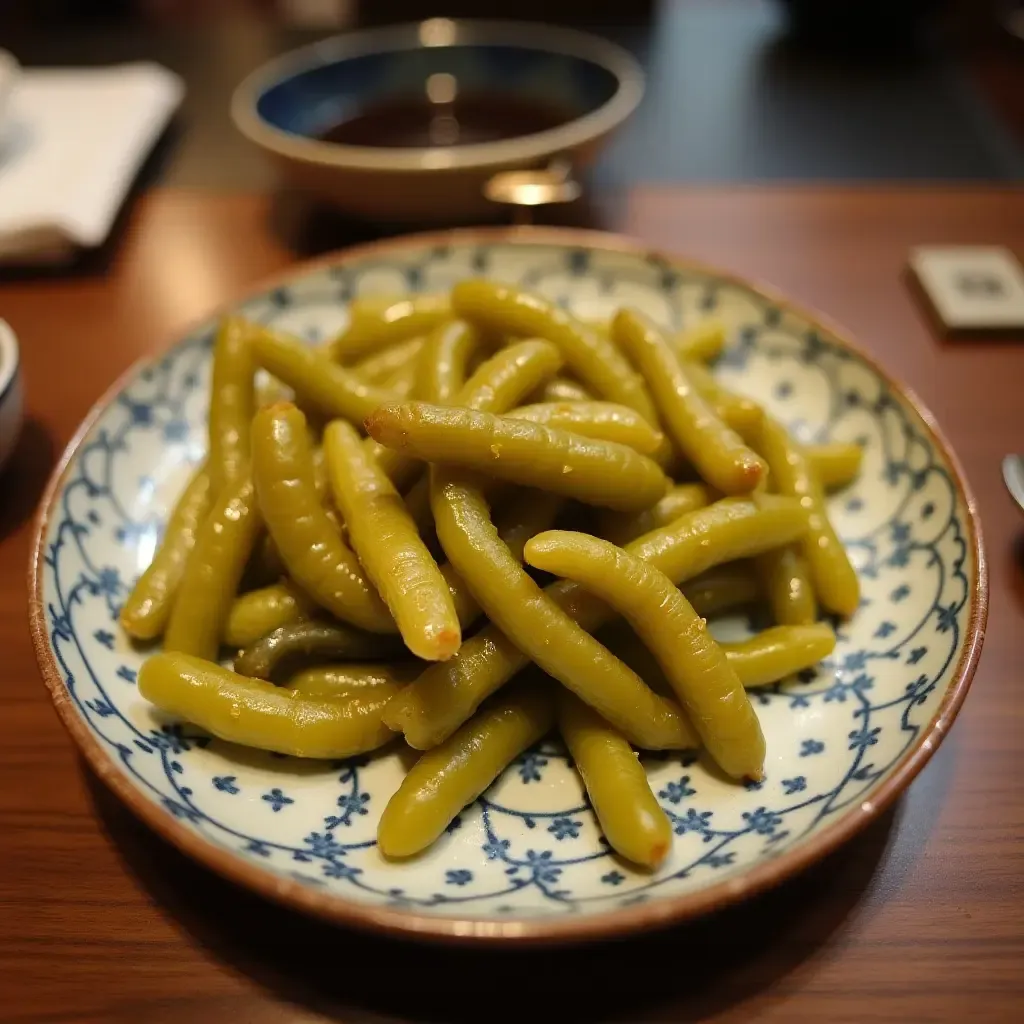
316, 92, 575, 148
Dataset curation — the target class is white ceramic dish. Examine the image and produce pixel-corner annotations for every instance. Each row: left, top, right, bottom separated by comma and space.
30, 228, 986, 944
231, 20, 643, 222
0, 319, 24, 472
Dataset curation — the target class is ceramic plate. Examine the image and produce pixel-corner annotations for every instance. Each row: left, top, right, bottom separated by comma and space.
30, 228, 986, 944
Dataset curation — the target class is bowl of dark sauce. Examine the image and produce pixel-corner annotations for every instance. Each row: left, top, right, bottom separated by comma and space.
231, 19, 643, 223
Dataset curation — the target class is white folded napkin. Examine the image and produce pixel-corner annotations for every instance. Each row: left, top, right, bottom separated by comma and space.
0, 62, 184, 264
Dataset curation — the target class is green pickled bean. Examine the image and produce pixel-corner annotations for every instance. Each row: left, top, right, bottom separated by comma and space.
602, 618, 834, 691
163, 473, 261, 659
120, 463, 214, 641
612, 308, 765, 494
250, 324, 393, 424
525, 530, 765, 780
251, 403, 395, 632
451, 280, 657, 421
509, 401, 666, 456
390, 338, 566, 537
418, 320, 481, 403
366, 402, 669, 512
806, 442, 864, 491
377, 683, 555, 858
755, 545, 817, 626
440, 488, 564, 629
673, 319, 726, 363
349, 337, 425, 384
370, 321, 484, 525
234, 620, 403, 680
208, 317, 255, 492
722, 624, 836, 688
331, 294, 451, 361
557, 689, 672, 868
457, 339, 563, 412
532, 377, 592, 403
139, 652, 396, 759
224, 580, 316, 648
425, 467, 697, 751
596, 483, 716, 546
380, 358, 419, 399
324, 419, 460, 661
751, 415, 860, 617
367, 339, 564, 494
681, 563, 760, 618
385, 495, 806, 749
255, 373, 291, 409
287, 663, 420, 698
684, 361, 764, 438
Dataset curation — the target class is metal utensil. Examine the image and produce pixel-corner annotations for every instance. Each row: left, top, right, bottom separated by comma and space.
483, 159, 581, 224
1002, 454, 1024, 512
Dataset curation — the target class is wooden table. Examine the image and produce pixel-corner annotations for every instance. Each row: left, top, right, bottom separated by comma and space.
1, 187, 1022, 1023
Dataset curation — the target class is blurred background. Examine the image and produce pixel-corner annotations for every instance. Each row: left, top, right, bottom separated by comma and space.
2, 0, 1021, 226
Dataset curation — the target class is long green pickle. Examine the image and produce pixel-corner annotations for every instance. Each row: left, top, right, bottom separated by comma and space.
755, 545, 817, 625
602, 620, 836, 693
349, 337, 425, 384
673, 319, 726, 363
139, 652, 396, 759
612, 308, 765, 495
366, 402, 669, 512
234, 620, 402, 680
426, 468, 699, 750
380, 358, 419, 399
287, 663, 420, 698
120, 463, 213, 641
397, 337, 565, 543
367, 338, 564, 493
377, 684, 555, 858
324, 419, 460, 661
806, 442, 863, 491
596, 483, 716, 546
526, 530, 765, 780
331, 294, 451, 361
164, 473, 261, 660
509, 401, 665, 455
208, 316, 255, 492
439, 489, 565, 629
684, 360, 764, 437
557, 689, 672, 868
723, 624, 836, 688
682, 564, 760, 617
451, 279, 657, 421
385, 495, 806, 749
457, 338, 563, 411
224, 580, 316, 648
533, 377, 592, 403
251, 403, 395, 633
752, 414, 860, 617
250, 324, 393, 424
418, 319, 481, 403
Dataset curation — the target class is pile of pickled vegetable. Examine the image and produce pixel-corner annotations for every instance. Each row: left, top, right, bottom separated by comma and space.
122, 280, 861, 868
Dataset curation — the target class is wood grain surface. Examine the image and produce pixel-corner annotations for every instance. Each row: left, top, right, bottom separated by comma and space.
1, 187, 1022, 1024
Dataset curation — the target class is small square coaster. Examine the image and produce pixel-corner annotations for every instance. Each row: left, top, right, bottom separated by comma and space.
908, 246, 1024, 333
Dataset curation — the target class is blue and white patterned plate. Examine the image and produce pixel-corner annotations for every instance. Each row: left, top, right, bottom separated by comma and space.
30, 228, 986, 944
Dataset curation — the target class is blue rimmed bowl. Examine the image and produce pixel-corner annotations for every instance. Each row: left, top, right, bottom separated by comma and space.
29, 227, 986, 945
230, 20, 643, 223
